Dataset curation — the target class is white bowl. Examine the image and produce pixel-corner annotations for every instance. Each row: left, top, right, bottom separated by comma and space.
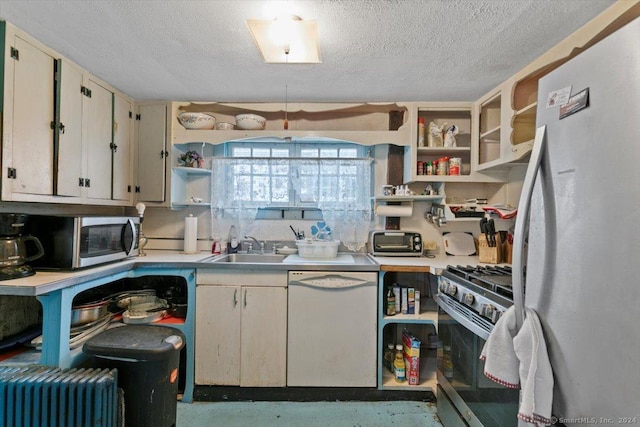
215, 122, 235, 130
178, 112, 216, 130
235, 114, 266, 130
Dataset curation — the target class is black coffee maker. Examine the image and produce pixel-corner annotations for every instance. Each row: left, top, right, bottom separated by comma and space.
0, 213, 45, 280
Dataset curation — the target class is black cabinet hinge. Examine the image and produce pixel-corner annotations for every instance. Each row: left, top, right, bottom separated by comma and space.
85, 178, 90, 188
135, 114, 141, 121
81, 86, 92, 98
160, 150, 169, 158
79, 178, 84, 187
110, 142, 118, 152
7, 168, 17, 179
135, 186, 141, 193
127, 185, 132, 193
10, 47, 19, 60
129, 111, 133, 119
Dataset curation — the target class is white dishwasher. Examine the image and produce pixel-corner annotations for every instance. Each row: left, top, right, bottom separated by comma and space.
287, 271, 378, 387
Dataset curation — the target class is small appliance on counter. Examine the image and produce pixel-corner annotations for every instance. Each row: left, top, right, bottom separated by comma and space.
25, 215, 139, 270
368, 230, 422, 256
0, 213, 45, 280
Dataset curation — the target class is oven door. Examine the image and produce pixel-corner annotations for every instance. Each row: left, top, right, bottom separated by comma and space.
436, 295, 519, 427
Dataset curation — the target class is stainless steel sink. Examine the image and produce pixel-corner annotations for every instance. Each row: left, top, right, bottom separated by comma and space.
207, 253, 287, 264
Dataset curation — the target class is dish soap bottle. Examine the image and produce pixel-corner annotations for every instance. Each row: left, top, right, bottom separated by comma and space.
228, 225, 240, 254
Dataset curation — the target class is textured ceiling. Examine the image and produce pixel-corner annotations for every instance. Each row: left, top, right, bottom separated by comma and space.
0, 0, 616, 103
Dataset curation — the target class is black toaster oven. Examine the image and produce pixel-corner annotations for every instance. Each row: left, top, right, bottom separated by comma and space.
368, 230, 423, 256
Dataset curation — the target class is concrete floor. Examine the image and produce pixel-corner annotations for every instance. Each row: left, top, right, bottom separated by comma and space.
177, 401, 443, 426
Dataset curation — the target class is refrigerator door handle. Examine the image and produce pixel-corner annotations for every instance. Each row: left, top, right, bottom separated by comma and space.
512, 125, 546, 329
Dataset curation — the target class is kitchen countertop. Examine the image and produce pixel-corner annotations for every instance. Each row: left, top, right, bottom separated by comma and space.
0, 250, 493, 296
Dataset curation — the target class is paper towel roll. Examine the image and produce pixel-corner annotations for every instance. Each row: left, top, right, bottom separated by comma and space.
375, 204, 413, 217
183, 214, 198, 253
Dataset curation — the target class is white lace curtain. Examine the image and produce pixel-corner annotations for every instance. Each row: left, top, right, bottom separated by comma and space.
210, 157, 373, 250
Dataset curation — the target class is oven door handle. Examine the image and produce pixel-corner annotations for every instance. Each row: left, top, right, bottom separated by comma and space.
512, 125, 546, 330
436, 294, 491, 340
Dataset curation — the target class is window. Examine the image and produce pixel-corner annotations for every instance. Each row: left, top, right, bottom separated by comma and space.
224, 141, 369, 207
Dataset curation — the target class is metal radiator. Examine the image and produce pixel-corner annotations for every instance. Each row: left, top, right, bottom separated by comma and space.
0, 366, 118, 427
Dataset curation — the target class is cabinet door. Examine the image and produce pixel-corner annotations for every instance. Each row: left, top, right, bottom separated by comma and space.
195, 285, 241, 385
84, 79, 113, 200
240, 286, 287, 387
136, 103, 167, 202
9, 36, 55, 196
112, 94, 133, 202
57, 59, 84, 197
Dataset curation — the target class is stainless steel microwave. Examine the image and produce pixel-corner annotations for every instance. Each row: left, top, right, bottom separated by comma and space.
25, 215, 139, 270
368, 230, 423, 256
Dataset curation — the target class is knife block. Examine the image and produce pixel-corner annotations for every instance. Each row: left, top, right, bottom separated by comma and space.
478, 233, 502, 264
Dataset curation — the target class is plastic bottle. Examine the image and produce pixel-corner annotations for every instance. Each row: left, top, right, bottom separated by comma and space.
417, 117, 425, 147
392, 284, 401, 314
211, 237, 221, 255
394, 344, 406, 382
386, 288, 396, 316
228, 225, 240, 254
384, 343, 395, 372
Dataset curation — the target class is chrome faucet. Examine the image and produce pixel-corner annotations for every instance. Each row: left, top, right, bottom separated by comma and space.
244, 235, 265, 253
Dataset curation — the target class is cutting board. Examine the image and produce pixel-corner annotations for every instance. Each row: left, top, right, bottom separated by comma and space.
283, 254, 355, 264
443, 232, 476, 256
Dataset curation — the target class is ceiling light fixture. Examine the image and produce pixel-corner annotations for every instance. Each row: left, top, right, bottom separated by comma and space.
247, 14, 321, 63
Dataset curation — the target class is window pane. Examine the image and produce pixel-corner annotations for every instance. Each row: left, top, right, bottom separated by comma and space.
339, 148, 358, 158
234, 163, 251, 174
320, 148, 338, 158
340, 164, 357, 175
300, 148, 318, 157
253, 176, 271, 202
272, 176, 289, 202
340, 176, 358, 200
299, 163, 319, 175
320, 176, 338, 201
232, 147, 251, 157
253, 148, 270, 158
321, 163, 338, 174
253, 162, 269, 175
234, 175, 251, 201
272, 159, 289, 175
299, 175, 318, 203
272, 148, 290, 157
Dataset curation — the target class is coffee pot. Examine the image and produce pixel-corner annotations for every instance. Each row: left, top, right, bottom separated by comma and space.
0, 213, 45, 280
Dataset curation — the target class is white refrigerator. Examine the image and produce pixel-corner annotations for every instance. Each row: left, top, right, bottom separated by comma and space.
512, 17, 640, 426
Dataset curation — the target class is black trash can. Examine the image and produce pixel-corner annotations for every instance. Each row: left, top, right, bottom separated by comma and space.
83, 325, 185, 427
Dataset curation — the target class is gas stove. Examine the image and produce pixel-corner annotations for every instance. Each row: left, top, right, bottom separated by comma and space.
437, 265, 518, 339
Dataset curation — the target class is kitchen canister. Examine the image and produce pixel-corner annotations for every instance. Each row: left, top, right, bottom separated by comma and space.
449, 157, 461, 175
183, 214, 198, 254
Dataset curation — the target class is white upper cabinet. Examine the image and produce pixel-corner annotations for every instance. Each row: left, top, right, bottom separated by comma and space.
57, 59, 84, 197
84, 79, 114, 200
1, 22, 134, 206
113, 93, 134, 202
135, 102, 168, 204
2, 34, 56, 198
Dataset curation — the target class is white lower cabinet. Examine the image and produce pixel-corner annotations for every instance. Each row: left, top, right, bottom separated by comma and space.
195, 270, 287, 387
